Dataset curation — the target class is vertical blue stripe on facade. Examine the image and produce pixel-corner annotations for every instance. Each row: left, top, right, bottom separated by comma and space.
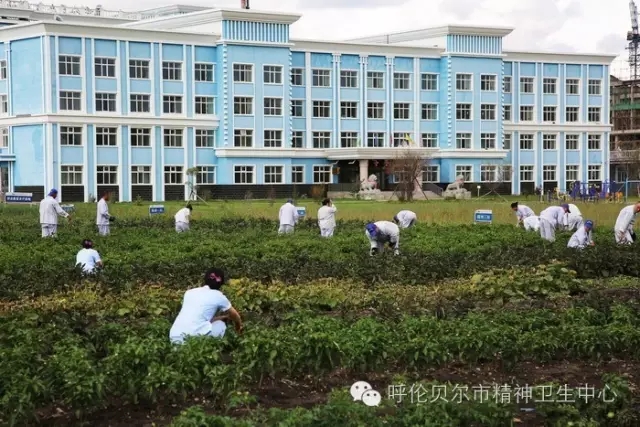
186, 45, 193, 118
186, 127, 194, 170
153, 43, 161, 116
85, 38, 93, 114
86, 124, 95, 196
154, 126, 162, 200
120, 41, 128, 114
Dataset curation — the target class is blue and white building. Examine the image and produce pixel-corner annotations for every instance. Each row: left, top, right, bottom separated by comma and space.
0, 2, 616, 201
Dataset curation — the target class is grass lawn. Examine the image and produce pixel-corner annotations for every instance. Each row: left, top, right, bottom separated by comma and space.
3, 196, 632, 227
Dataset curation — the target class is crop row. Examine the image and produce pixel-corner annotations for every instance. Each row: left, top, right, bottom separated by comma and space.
2, 305, 640, 425
1, 219, 640, 299
3, 265, 639, 324
170, 378, 635, 427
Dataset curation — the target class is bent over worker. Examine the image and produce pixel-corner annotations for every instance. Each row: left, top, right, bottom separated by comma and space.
511, 202, 535, 227
539, 204, 570, 242
169, 267, 243, 344
365, 221, 400, 256
393, 210, 417, 229
39, 188, 70, 237
567, 220, 595, 249
278, 199, 299, 234
317, 198, 337, 237
614, 202, 640, 244
523, 215, 540, 232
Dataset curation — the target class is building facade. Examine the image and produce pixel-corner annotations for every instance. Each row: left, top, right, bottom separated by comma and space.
0, 2, 616, 201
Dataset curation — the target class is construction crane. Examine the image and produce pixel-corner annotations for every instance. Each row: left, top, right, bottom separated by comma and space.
628, 0, 640, 79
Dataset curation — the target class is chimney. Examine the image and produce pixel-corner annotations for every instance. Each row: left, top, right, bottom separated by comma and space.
241, 0, 250, 9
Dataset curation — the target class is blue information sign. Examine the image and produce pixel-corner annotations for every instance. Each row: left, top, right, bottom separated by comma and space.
149, 205, 165, 215
474, 209, 493, 224
61, 204, 75, 213
5, 192, 33, 203
296, 207, 306, 217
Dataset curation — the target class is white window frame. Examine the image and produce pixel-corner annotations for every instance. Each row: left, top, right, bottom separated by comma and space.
422, 165, 440, 183
455, 132, 472, 150
542, 78, 557, 94
542, 106, 557, 123
367, 71, 384, 89
162, 61, 182, 81
233, 96, 253, 116
566, 165, 580, 182
480, 74, 496, 91
232, 63, 254, 83
263, 65, 283, 85
96, 165, 118, 185
367, 132, 385, 148
194, 62, 214, 82
455, 73, 472, 91
233, 165, 255, 184
131, 165, 152, 185
312, 165, 332, 184
58, 55, 81, 76
421, 103, 438, 121
195, 96, 215, 115
264, 129, 283, 148
565, 134, 580, 151
367, 102, 385, 119
95, 92, 117, 113
588, 79, 601, 95
60, 125, 83, 146
264, 97, 283, 116
162, 95, 183, 114
312, 69, 331, 87
164, 165, 183, 184
480, 133, 495, 149
290, 68, 303, 86
566, 106, 579, 122
520, 77, 534, 94
542, 134, 557, 150
163, 128, 183, 147
340, 101, 358, 119
291, 131, 304, 148
480, 104, 496, 121
0, 95, 7, 115
94, 57, 116, 78
130, 128, 151, 147
196, 166, 216, 184
421, 73, 438, 91
588, 107, 601, 123
543, 165, 557, 182
519, 134, 534, 150
233, 129, 253, 148
455, 165, 473, 182
566, 78, 580, 95
393, 72, 411, 90
291, 165, 304, 183
503, 105, 512, 121
312, 100, 331, 118
60, 165, 83, 185
59, 91, 82, 111
421, 133, 437, 148
393, 103, 411, 120
503, 76, 512, 93
340, 70, 359, 88
264, 165, 284, 184
96, 126, 118, 146
195, 129, 215, 147
456, 103, 472, 121
587, 134, 602, 150
519, 165, 534, 182
129, 59, 150, 80
291, 99, 304, 117
587, 164, 602, 181
312, 131, 331, 149
130, 93, 151, 114
519, 105, 534, 122
340, 131, 359, 148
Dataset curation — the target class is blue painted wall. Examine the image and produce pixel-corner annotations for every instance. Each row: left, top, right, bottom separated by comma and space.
12, 125, 44, 186
10, 37, 44, 115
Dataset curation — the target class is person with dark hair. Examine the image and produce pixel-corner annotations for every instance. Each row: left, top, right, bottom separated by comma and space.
510, 202, 534, 227
175, 204, 193, 233
317, 198, 337, 237
96, 191, 115, 236
393, 210, 417, 229
39, 188, 70, 237
169, 268, 243, 344
75, 239, 103, 273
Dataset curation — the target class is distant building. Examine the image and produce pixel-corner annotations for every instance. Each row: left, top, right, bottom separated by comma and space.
610, 75, 640, 182
0, 1, 615, 201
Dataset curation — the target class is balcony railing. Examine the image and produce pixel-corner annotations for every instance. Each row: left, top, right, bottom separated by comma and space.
611, 149, 640, 163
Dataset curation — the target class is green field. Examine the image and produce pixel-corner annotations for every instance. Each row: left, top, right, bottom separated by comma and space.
1, 198, 639, 426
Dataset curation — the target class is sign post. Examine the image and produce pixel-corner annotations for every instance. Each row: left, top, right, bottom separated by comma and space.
149, 205, 165, 216
296, 206, 306, 218
474, 209, 493, 224
5, 192, 33, 204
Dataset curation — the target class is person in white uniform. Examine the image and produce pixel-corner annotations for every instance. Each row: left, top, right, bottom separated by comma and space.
175, 204, 192, 233
614, 202, 640, 244
169, 268, 243, 344
365, 221, 400, 256
539, 203, 570, 242
39, 188, 70, 237
393, 210, 417, 229
75, 239, 103, 274
278, 199, 299, 234
567, 220, 595, 249
564, 213, 584, 232
511, 202, 535, 227
96, 192, 114, 236
317, 198, 337, 237
523, 215, 540, 231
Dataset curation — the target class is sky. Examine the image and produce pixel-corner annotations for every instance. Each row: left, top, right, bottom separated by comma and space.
48, 0, 632, 76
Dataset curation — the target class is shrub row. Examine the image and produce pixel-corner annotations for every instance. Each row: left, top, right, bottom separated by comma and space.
1, 218, 640, 299
2, 305, 640, 425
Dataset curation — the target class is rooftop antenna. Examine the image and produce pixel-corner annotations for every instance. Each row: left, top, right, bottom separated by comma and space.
240, 0, 250, 9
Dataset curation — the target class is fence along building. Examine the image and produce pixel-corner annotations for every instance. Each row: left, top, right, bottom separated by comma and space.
0, 1, 615, 201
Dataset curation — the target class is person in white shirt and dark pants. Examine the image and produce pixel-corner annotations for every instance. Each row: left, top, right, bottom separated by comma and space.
76, 239, 103, 274
96, 192, 114, 236
393, 210, 417, 229
39, 188, 70, 237
175, 204, 192, 232
317, 198, 337, 237
278, 199, 299, 234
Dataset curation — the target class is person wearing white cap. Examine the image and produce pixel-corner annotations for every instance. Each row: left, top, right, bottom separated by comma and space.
365, 221, 400, 256
393, 210, 417, 229
567, 220, 595, 249
614, 202, 640, 244
538, 203, 571, 242
523, 215, 541, 232
511, 202, 535, 227
317, 198, 337, 237
278, 199, 299, 234
39, 188, 71, 237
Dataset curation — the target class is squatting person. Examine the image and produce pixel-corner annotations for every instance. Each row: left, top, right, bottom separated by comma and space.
365, 221, 400, 256
75, 239, 103, 274
567, 220, 595, 249
393, 210, 417, 229
175, 204, 193, 233
39, 188, 71, 237
169, 267, 243, 344
317, 198, 337, 237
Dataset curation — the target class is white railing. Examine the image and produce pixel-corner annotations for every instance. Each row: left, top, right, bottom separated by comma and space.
0, 0, 164, 20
